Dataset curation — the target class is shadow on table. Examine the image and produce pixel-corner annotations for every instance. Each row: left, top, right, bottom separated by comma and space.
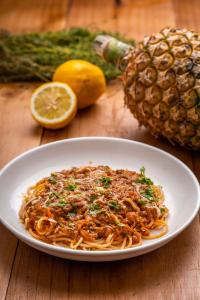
64, 225, 196, 298
6, 221, 198, 299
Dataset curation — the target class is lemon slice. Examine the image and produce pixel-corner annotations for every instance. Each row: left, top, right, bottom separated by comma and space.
31, 82, 77, 129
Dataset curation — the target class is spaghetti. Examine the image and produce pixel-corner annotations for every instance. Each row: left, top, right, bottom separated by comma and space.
19, 165, 169, 250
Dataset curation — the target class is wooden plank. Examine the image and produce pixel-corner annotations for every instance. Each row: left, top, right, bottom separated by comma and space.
173, 0, 200, 31
116, 0, 176, 39
0, 83, 42, 300
6, 243, 56, 300
0, 0, 68, 33
0, 84, 42, 167
65, 0, 117, 31
0, 1, 68, 299
0, 226, 18, 300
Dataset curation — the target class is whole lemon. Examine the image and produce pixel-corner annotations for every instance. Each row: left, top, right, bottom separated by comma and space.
53, 60, 106, 109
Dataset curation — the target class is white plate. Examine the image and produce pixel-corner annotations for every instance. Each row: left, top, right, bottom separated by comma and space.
0, 137, 199, 261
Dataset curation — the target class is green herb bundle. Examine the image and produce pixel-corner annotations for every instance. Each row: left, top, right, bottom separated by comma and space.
0, 27, 134, 82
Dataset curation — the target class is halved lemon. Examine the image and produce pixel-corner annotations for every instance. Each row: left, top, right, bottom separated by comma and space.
31, 82, 77, 129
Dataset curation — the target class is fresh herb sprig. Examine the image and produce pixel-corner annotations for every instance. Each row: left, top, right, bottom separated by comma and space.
89, 203, 101, 215
108, 200, 120, 211
138, 199, 146, 206
49, 200, 67, 207
67, 210, 77, 218
0, 27, 135, 82
160, 207, 166, 214
141, 187, 158, 202
67, 183, 77, 191
100, 177, 112, 188
90, 194, 97, 201
48, 175, 57, 184
136, 166, 153, 185
141, 187, 154, 201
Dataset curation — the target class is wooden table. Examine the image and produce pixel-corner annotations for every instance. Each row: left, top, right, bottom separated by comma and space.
0, 0, 200, 299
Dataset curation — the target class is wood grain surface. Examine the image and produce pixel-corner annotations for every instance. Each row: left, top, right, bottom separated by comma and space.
0, 1, 200, 299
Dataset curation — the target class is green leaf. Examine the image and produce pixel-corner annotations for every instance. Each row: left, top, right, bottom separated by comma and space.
49, 191, 60, 198
48, 176, 57, 184
100, 177, 112, 188
90, 194, 97, 201
58, 200, 67, 206
49, 200, 67, 207
67, 212, 76, 217
95, 186, 105, 193
136, 166, 153, 185
160, 207, 166, 214
140, 166, 145, 176
0, 28, 135, 83
89, 203, 101, 215
136, 177, 153, 185
71, 202, 77, 208
141, 188, 154, 201
24, 196, 29, 203
67, 184, 77, 191
108, 200, 120, 210
68, 222, 74, 228
138, 199, 146, 206
67, 210, 77, 217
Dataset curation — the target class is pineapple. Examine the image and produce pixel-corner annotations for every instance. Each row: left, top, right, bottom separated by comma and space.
94, 28, 200, 150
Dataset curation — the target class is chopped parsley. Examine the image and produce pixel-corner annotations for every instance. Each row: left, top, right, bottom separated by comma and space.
67, 183, 77, 191
48, 176, 57, 184
108, 200, 120, 211
140, 166, 145, 176
95, 186, 105, 193
136, 177, 153, 185
160, 207, 166, 214
71, 202, 77, 208
141, 188, 154, 201
67, 209, 77, 217
138, 199, 146, 206
100, 177, 112, 188
49, 200, 67, 207
90, 194, 97, 201
89, 203, 101, 215
68, 222, 74, 228
49, 191, 60, 198
67, 203, 77, 218
24, 196, 29, 203
74, 193, 81, 197
136, 166, 153, 185
56, 201, 67, 207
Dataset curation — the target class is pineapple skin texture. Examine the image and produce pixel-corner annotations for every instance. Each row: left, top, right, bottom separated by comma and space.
124, 28, 200, 150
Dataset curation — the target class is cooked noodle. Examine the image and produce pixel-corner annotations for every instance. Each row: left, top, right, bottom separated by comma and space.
19, 165, 169, 250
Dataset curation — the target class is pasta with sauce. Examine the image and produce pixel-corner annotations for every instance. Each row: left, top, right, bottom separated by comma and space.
19, 165, 169, 250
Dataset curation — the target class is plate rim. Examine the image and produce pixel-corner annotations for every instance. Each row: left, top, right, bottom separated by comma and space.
0, 136, 200, 257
